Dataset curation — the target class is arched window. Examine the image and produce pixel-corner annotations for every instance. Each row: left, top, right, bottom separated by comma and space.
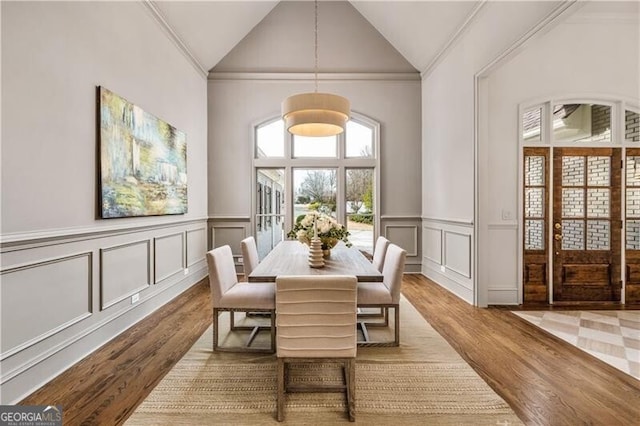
253, 114, 380, 259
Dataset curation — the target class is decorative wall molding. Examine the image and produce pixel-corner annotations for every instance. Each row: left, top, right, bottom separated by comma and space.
385, 225, 418, 257
208, 215, 252, 222
444, 231, 472, 279
487, 223, 518, 230
422, 216, 474, 226
208, 72, 421, 81
0, 217, 208, 249
423, 226, 443, 264
420, 0, 488, 78
186, 228, 207, 268
153, 232, 185, 284
380, 215, 422, 220
142, 1, 208, 79
100, 240, 151, 310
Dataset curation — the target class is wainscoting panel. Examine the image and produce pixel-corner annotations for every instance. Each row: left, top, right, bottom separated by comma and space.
154, 233, 185, 284
101, 241, 150, 310
487, 224, 519, 305
0, 218, 208, 404
186, 228, 207, 268
1, 252, 92, 357
211, 225, 246, 255
381, 216, 422, 273
422, 218, 474, 304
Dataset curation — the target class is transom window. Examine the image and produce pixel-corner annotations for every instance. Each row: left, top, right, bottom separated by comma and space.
253, 115, 379, 259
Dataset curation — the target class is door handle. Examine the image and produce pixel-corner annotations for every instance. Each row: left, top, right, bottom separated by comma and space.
554, 234, 563, 241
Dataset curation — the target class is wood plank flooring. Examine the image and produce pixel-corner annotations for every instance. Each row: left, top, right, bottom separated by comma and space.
20, 275, 640, 425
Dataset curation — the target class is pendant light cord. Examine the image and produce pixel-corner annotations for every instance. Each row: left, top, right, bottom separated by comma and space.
314, 0, 318, 93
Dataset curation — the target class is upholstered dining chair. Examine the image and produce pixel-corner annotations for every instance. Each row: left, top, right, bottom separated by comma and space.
206, 245, 275, 353
275, 275, 358, 422
240, 236, 259, 278
371, 236, 390, 272
356, 243, 406, 347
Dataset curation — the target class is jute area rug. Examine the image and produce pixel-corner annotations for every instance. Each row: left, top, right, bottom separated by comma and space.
126, 297, 522, 425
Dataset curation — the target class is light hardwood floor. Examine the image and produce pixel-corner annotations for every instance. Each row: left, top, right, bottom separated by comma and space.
20, 275, 640, 425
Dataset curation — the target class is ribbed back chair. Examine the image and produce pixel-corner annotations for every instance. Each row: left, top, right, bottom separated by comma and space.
240, 236, 260, 278
356, 243, 406, 347
371, 236, 390, 272
275, 275, 358, 422
206, 245, 275, 353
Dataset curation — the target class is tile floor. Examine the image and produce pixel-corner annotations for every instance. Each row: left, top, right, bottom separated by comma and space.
513, 310, 640, 380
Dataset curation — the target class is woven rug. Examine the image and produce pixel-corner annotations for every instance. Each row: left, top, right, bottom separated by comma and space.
126, 297, 522, 425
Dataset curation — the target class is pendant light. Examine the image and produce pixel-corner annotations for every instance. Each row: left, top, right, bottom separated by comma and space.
281, 0, 350, 137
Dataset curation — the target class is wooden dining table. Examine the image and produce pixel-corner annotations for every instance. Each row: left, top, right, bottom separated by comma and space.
247, 240, 383, 283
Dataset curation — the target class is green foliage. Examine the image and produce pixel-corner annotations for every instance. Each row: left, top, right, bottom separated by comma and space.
350, 214, 373, 225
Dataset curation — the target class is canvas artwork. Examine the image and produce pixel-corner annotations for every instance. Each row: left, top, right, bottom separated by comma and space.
99, 87, 187, 218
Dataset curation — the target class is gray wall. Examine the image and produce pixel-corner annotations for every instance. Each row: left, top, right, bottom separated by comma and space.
208, 1, 423, 272
1, 2, 208, 403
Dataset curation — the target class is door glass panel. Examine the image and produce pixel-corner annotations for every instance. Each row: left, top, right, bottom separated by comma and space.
256, 120, 284, 158
628, 220, 640, 250
522, 108, 542, 142
628, 156, 640, 185
346, 168, 374, 253
627, 189, 640, 216
562, 156, 584, 186
553, 104, 611, 143
256, 169, 285, 259
293, 169, 337, 219
562, 220, 584, 250
525, 219, 544, 250
525, 156, 545, 185
562, 188, 584, 217
586, 220, 610, 250
587, 189, 610, 218
626, 110, 640, 142
293, 135, 337, 158
346, 121, 374, 158
525, 188, 544, 217
587, 157, 610, 186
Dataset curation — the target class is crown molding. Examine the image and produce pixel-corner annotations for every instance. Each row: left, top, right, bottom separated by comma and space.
142, 1, 208, 79
207, 72, 421, 81
420, 0, 488, 79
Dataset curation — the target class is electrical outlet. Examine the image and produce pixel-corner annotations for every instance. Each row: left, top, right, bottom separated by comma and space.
237, 257, 243, 264
131, 293, 140, 304
440, 265, 446, 273
184, 267, 189, 275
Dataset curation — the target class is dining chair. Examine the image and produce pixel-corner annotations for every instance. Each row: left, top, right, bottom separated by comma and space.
371, 236, 390, 272
206, 245, 275, 353
356, 243, 407, 347
275, 275, 358, 422
240, 236, 259, 278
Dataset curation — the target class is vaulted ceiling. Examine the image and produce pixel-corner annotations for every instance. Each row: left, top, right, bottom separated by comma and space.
152, 0, 483, 74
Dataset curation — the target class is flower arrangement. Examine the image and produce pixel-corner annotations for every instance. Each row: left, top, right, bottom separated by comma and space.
287, 212, 352, 250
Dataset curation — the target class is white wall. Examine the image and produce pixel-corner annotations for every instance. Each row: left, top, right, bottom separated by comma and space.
421, 1, 567, 304
482, 4, 640, 304
208, 1, 423, 272
1, 2, 208, 403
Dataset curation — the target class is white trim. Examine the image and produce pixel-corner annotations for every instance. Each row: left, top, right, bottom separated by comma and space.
488, 223, 518, 230
208, 72, 420, 81
208, 216, 252, 221
380, 215, 422, 221
142, 1, 208, 79
422, 216, 474, 226
420, 0, 487, 79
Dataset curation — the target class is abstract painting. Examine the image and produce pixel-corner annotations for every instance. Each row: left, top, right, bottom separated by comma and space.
99, 87, 187, 218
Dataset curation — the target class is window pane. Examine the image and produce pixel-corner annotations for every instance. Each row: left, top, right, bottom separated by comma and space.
562, 156, 584, 186
293, 169, 337, 219
522, 108, 542, 142
346, 121, 373, 158
628, 156, 640, 186
587, 189, 609, 218
562, 188, 584, 218
525, 156, 545, 186
586, 220, 610, 250
256, 169, 285, 259
293, 135, 337, 158
562, 220, 584, 250
587, 156, 610, 186
553, 104, 611, 143
626, 110, 640, 142
525, 219, 544, 250
627, 220, 640, 250
525, 188, 544, 218
346, 168, 374, 254
627, 189, 640, 217
256, 120, 284, 158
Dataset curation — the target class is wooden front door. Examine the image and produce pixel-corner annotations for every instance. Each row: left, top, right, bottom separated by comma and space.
625, 148, 640, 303
552, 148, 622, 302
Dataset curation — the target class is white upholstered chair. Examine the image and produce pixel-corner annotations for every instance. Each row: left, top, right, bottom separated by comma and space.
275, 275, 358, 422
356, 243, 406, 347
206, 245, 275, 353
240, 236, 260, 278
371, 236, 390, 273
